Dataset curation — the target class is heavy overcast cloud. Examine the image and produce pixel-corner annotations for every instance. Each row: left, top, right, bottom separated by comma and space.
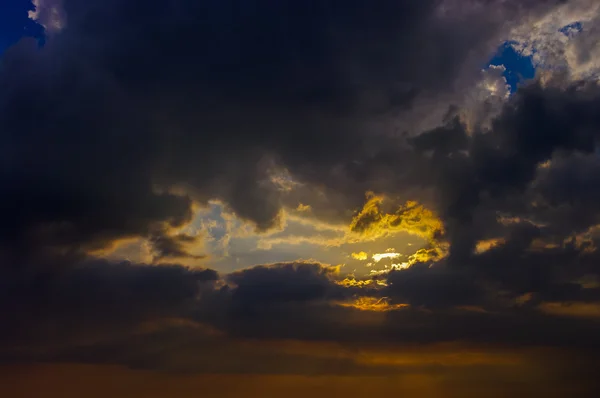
3, 0, 600, 397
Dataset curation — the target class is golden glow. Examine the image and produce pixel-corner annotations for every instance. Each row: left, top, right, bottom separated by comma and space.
338, 296, 409, 312
391, 262, 410, 270
350, 193, 444, 242
296, 203, 312, 212
407, 245, 448, 264
351, 251, 369, 260
337, 277, 378, 288
474, 238, 505, 254
355, 344, 524, 368
369, 269, 390, 276
2, 354, 564, 398
337, 276, 387, 288
346, 193, 448, 271
188, 193, 449, 274
372, 252, 402, 262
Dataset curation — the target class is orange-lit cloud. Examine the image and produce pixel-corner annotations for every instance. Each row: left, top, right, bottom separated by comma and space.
350, 193, 444, 243
338, 296, 409, 312
474, 238, 505, 254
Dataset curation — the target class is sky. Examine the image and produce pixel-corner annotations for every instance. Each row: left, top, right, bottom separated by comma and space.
2, 0, 600, 397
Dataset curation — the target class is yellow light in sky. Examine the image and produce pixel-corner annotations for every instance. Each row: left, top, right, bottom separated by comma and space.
351, 251, 368, 260
474, 238, 505, 254
339, 296, 409, 312
391, 262, 410, 270
372, 252, 402, 262
296, 203, 312, 212
350, 193, 444, 242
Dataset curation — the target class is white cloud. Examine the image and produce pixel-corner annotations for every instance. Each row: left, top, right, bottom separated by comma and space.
509, 0, 600, 82
459, 65, 511, 131
372, 252, 402, 263
29, 0, 67, 34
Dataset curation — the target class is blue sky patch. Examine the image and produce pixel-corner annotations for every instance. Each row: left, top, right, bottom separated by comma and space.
0, 1, 44, 55
487, 41, 536, 93
560, 21, 583, 37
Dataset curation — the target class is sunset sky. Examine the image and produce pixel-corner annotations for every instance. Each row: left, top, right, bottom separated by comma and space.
3, 1, 600, 397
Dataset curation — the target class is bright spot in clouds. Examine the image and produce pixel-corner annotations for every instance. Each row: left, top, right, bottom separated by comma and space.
474, 238, 506, 254
372, 252, 403, 262
339, 296, 409, 312
391, 263, 410, 271
351, 251, 368, 260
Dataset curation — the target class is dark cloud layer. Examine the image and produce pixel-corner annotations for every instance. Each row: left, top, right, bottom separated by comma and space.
2, 255, 600, 394
0, 0, 566, 262
3, 0, 600, 396
410, 82, 600, 260
0, 259, 218, 347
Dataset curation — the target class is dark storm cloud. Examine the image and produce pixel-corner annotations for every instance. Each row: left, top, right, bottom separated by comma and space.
359, 80, 600, 316
0, 0, 566, 264
389, 81, 600, 260
226, 262, 346, 305
0, 259, 218, 348
530, 153, 600, 235
202, 262, 383, 342
384, 263, 485, 308
0, 256, 596, 350
0, 260, 357, 353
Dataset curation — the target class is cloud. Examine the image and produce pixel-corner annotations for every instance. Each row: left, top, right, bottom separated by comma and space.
2, 254, 600, 398
148, 230, 206, 262
29, 0, 66, 34
350, 194, 445, 242
5, 1, 600, 394
0, 258, 218, 349
351, 251, 368, 261
510, 0, 600, 82
384, 263, 485, 308
0, 0, 571, 268
538, 301, 600, 318
226, 262, 344, 305
397, 80, 600, 264
372, 252, 402, 262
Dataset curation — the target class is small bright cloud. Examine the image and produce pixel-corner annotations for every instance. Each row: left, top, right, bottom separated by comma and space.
29, 0, 67, 34
391, 262, 410, 270
351, 251, 369, 261
474, 238, 505, 254
372, 252, 402, 262
296, 203, 311, 212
